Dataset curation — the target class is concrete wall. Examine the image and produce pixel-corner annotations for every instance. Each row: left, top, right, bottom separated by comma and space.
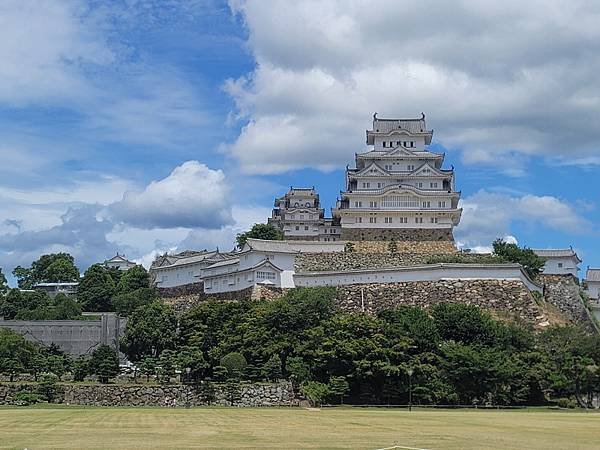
0, 313, 125, 357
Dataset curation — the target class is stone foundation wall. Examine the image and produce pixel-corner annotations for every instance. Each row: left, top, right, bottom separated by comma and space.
0, 382, 296, 407
156, 282, 204, 298
352, 240, 457, 254
340, 228, 454, 242
334, 279, 548, 326
538, 274, 595, 330
296, 252, 432, 272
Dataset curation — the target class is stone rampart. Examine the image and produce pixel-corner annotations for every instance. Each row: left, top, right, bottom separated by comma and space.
340, 228, 454, 242
538, 274, 597, 331
156, 282, 204, 298
0, 382, 296, 407
334, 279, 548, 325
352, 240, 457, 254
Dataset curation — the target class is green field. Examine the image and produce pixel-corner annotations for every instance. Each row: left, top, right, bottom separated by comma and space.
0, 407, 598, 449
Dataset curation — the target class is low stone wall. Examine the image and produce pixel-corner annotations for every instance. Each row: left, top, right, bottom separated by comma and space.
340, 228, 454, 242
297, 252, 441, 272
0, 382, 296, 407
334, 279, 548, 325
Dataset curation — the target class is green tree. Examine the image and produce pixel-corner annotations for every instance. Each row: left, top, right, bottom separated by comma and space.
432, 303, 499, 346
344, 242, 355, 253
158, 349, 178, 383
0, 268, 8, 296
220, 352, 247, 380
329, 376, 350, 404
235, 223, 283, 248
121, 301, 177, 362
37, 373, 61, 402
13, 253, 79, 289
138, 356, 158, 382
113, 287, 158, 316
77, 264, 116, 312
89, 345, 120, 384
0, 328, 38, 381
224, 379, 242, 406
300, 381, 331, 407
72, 356, 90, 382
262, 354, 282, 381
176, 346, 208, 382
286, 356, 311, 388
492, 239, 545, 278
117, 265, 150, 294
212, 365, 229, 382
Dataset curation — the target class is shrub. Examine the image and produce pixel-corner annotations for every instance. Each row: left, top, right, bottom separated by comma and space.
220, 352, 247, 380
14, 390, 41, 406
37, 373, 60, 402
301, 381, 331, 407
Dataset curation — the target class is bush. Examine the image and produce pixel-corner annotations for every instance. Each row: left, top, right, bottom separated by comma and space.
220, 352, 247, 380
89, 345, 120, 384
555, 397, 577, 409
14, 390, 41, 406
301, 381, 331, 407
37, 373, 60, 402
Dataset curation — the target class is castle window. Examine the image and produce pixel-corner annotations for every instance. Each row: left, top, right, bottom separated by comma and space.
383, 141, 387, 148
418, 182, 423, 188
408, 165, 415, 171
369, 201, 378, 208
430, 182, 438, 188
410, 141, 415, 148
305, 226, 309, 231
369, 217, 377, 223
422, 201, 431, 208
415, 217, 423, 223
558, 263, 563, 268
438, 201, 446, 208
396, 141, 401, 146
295, 226, 299, 230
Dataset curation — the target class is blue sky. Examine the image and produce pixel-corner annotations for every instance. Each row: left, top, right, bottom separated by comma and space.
0, 0, 599, 285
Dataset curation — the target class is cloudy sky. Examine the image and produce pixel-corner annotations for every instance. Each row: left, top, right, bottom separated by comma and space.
1, 0, 599, 284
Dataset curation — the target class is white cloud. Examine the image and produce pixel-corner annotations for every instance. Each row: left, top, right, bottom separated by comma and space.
226, 0, 600, 174
111, 161, 233, 229
455, 190, 591, 250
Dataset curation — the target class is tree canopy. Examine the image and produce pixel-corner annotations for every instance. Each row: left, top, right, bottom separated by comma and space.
492, 239, 545, 278
0, 268, 8, 296
235, 223, 284, 248
12, 253, 80, 289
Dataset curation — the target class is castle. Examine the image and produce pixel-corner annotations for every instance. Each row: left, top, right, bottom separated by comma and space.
147, 113, 597, 331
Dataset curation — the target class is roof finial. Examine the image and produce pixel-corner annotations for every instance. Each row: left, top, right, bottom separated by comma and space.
421, 112, 425, 120
373, 112, 378, 121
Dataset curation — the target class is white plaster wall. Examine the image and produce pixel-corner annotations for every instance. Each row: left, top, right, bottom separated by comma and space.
153, 262, 205, 288
586, 280, 600, 300
374, 135, 426, 151
294, 264, 542, 293
541, 257, 579, 277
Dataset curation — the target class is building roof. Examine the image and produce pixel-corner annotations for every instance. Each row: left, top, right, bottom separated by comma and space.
586, 268, 600, 282
104, 254, 136, 265
533, 248, 581, 263
150, 250, 236, 270
206, 257, 240, 269
367, 113, 433, 144
244, 239, 299, 253
34, 282, 79, 287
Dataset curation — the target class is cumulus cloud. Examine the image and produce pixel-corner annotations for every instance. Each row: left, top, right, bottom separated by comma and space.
455, 190, 591, 250
111, 161, 233, 230
226, 0, 600, 174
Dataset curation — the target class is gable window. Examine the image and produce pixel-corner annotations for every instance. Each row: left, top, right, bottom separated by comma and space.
410, 141, 415, 148
407, 165, 415, 171
430, 182, 438, 188
396, 141, 401, 146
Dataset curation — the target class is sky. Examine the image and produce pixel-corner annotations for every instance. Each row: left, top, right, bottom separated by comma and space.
0, 0, 599, 285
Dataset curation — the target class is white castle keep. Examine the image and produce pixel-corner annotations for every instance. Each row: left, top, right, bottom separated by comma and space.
333, 113, 462, 241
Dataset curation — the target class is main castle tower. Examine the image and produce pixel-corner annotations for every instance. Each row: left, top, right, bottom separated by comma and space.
332, 113, 462, 242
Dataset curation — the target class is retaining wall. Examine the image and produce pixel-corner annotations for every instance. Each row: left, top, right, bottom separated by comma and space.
340, 228, 454, 242
0, 382, 296, 407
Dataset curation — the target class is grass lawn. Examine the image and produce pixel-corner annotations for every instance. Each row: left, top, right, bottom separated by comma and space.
0, 406, 598, 449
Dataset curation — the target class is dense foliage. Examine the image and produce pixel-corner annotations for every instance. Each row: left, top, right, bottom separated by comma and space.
492, 239, 545, 278
120, 287, 600, 406
235, 223, 284, 248
0, 268, 7, 296
12, 253, 79, 289
0, 290, 81, 320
